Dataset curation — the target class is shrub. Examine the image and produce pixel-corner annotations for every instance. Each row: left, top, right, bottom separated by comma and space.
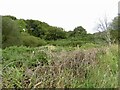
2, 45, 118, 88
2, 17, 22, 48
47, 39, 84, 47
21, 32, 47, 47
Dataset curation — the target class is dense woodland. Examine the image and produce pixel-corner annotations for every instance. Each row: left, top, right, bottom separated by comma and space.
2, 15, 119, 48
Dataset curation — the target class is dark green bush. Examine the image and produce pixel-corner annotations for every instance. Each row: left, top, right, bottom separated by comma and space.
21, 32, 47, 47
2, 17, 22, 48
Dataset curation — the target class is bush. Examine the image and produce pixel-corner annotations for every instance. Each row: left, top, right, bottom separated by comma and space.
47, 39, 84, 47
21, 32, 47, 47
2, 17, 22, 48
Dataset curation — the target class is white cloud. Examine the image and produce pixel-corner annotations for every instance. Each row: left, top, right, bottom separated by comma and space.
0, 0, 118, 33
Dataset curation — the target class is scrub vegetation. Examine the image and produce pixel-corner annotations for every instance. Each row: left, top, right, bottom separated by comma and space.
1, 15, 119, 88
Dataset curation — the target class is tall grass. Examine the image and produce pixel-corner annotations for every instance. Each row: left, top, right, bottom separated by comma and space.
2, 45, 118, 88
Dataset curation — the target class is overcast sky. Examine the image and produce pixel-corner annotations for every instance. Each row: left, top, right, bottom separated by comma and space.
0, 0, 118, 33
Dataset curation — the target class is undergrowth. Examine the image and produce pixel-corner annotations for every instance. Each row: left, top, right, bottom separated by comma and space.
2, 44, 118, 88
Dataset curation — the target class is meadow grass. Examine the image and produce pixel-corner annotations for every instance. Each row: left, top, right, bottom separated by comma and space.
2, 44, 118, 88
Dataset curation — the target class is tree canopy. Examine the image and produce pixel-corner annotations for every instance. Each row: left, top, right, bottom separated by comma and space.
2, 15, 119, 48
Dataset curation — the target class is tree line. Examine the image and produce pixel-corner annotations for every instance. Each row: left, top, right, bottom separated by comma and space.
2, 15, 119, 48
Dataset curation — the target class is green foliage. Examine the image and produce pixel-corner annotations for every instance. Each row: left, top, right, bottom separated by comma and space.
48, 39, 84, 47
45, 27, 67, 40
2, 46, 48, 68
109, 16, 119, 43
110, 16, 119, 30
25, 19, 47, 38
2, 17, 22, 48
3, 15, 17, 20
2, 45, 118, 88
85, 45, 118, 88
21, 32, 47, 47
93, 32, 108, 45
80, 43, 100, 49
110, 30, 118, 43
1, 15, 118, 88
2, 15, 118, 48
2, 46, 49, 88
25, 19, 67, 40
16, 19, 27, 32
70, 26, 87, 37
